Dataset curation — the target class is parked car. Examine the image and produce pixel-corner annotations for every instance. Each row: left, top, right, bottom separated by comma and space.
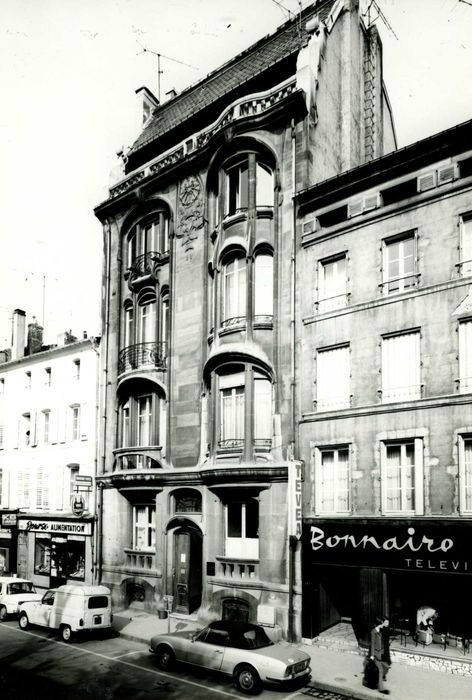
18, 584, 112, 642
149, 620, 311, 694
0, 577, 42, 620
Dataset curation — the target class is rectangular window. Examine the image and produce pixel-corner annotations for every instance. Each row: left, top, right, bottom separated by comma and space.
225, 162, 249, 216
316, 345, 350, 411
459, 319, 472, 393
383, 233, 417, 294
137, 395, 152, 446
381, 438, 424, 514
459, 436, 472, 512
315, 446, 350, 513
318, 254, 347, 312
67, 537, 85, 580
220, 373, 245, 447
25, 371, 31, 389
17, 466, 30, 508
0, 379, 4, 395
133, 505, 156, 550
382, 331, 421, 402
225, 500, 259, 559
73, 360, 81, 380
254, 376, 272, 444
22, 413, 31, 446
0, 469, 2, 507
71, 406, 80, 441
460, 214, 472, 275
44, 368, 51, 387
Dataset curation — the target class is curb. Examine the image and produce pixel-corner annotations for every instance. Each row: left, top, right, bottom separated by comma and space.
307, 679, 382, 699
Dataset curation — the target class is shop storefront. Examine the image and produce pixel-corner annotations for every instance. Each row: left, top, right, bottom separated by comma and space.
17, 516, 94, 588
302, 519, 472, 647
0, 511, 19, 575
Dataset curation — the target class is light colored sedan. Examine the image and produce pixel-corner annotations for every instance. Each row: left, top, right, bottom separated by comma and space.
0, 577, 42, 620
149, 620, 311, 694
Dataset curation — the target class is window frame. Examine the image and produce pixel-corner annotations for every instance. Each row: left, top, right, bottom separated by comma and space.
380, 438, 424, 515
225, 499, 259, 559
458, 434, 472, 513
316, 344, 351, 411
381, 330, 421, 403
458, 318, 472, 394
132, 504, 156, 551
70, 405, 81, 442
315, 445, 351, 514
459, 213, 472, 276
382, 231, 418, 295
318, 253, 348, 312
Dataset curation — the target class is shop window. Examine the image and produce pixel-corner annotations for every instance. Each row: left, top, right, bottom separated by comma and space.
0, 548, 8, 574
133, 505, 156, 551
459, 214, 472, 275
382, 232, 417, 294
459, 319, 472, 393
316, 345, 350, 411
254, 252, 273, 318
315, 446, 350, 513
225, 499, 259, 559
318, 254, 348, 312
34, 536, 51, 575
382, 331, 421, 403
67, 537, 85, 580
459, 435, 472, 513
381, 438, 424, 514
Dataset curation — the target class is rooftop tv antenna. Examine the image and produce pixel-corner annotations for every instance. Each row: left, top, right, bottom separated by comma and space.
137, 42, 198, 102
362, 0, 399, 40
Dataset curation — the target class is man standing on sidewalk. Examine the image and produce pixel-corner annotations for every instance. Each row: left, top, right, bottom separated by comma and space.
370, 616, 391, 695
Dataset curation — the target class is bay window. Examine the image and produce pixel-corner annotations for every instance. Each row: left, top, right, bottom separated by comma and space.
225, 499, 259, 559
222, 255, 246, 326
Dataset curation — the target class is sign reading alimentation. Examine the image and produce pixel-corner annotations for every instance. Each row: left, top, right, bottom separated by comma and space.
18, 519, 92, 536
303, 520, 471, 574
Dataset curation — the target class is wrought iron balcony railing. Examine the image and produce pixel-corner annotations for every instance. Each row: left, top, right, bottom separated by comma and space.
126, 251, 169, 285
118, 341, 167, 374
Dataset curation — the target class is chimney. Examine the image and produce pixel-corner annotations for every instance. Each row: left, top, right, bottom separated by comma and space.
27, 317, 43, 355
135, 86, 159, 133
165, 88, 177, 100
11, 309, 26, 360
83, 331, 88, 340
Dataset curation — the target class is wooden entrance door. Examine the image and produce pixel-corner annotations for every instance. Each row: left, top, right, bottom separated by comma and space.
173, 527, 202, 614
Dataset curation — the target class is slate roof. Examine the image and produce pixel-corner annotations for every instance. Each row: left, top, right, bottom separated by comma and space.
128, 0, 336, 158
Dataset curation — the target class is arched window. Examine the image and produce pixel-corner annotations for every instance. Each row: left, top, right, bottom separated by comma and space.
254, 252, 273, 317
222, 254, 246, 325
173, 488, 202, 513
117, 380, 165, 469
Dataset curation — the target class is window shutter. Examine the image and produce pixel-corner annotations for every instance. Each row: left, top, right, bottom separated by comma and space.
80, 403, 87, 440
347, 199, 363, 218
459, 320, 472, 392
314, 448, 322, 513
437, 163, 457, 185
380, 441, 387, 514
414, 438, 424, 515
417, 172, 436, 192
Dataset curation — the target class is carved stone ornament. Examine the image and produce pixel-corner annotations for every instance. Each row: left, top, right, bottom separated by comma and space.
177, 175, 204, 251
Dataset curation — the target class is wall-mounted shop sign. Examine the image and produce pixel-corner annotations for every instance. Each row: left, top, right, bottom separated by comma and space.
288, 461, 304, 539
303, 519, 471, 574
1, 514, 17, 527
18, 519, 92, 536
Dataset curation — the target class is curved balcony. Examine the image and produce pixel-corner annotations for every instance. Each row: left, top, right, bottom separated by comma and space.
113, 446, 164, 472
125, 251, 169, 289
118, 342, 167, 375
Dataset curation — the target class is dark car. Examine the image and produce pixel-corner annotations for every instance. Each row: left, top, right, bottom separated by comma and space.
149, 620, 311, 694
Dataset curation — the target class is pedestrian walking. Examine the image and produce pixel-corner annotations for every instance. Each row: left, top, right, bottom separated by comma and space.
367, 616, 391, 695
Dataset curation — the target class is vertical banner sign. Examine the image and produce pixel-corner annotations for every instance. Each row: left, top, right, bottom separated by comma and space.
288, 461, 303, 539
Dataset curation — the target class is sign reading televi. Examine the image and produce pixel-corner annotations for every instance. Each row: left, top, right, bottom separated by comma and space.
303, 520, 471, 574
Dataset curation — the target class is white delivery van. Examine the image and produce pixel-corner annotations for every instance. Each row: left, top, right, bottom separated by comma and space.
0, 577, 42, 620
18, 584, 112, 641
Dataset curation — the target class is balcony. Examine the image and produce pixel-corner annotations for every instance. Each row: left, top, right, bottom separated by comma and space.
113, 446, 164, 472
214, 557, 259, 581
124, 548, 156, 573
118, 342, 167, 374
126, 251, 169, 288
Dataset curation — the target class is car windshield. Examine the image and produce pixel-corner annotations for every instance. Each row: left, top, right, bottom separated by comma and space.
7, 582, 36, 594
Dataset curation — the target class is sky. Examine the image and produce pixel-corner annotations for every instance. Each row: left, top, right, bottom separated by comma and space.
1, 0, 471, 346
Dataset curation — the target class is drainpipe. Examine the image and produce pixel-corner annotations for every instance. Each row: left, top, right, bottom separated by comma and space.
94, 218, 112, 583
287, 118, 297, 643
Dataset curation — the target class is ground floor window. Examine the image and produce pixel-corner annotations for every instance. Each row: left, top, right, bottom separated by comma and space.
33, 534, 85, 580
225, 499, 259, 559
0, 547, 8, 574
133, 505, 156, 550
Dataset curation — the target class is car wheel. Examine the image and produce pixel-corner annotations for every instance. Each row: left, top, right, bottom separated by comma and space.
234, 665, 262, 695
0, 606, 7, 622
18, 612, 29, 630
61, 625, 72, 642
155, 644, 175, 671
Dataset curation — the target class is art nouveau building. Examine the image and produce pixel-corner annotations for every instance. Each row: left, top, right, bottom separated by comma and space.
95, 0, 396, 638
0, 311, 99, 587
297, 119, 472, 651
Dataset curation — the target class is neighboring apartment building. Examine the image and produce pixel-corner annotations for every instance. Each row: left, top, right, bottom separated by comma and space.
94, 0, 396, 638
0, 310, 100, 587
297, 119, 472, 647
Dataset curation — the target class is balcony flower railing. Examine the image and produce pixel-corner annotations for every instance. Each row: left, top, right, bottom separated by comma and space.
118, 341, 167, 374
126, 252, 163, 284
218, 438, 245, 450
220, 316, 246, 331
124, 548, 156, 572
214, 557, 259, 581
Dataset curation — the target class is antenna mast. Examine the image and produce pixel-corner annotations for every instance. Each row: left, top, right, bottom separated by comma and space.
363, 0, 398, 40
137, 42, 198, 101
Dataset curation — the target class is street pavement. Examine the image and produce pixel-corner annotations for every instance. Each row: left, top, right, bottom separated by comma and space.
114, 610, 472, 700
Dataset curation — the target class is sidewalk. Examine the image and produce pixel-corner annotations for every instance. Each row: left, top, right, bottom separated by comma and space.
112, 611, 472, 700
